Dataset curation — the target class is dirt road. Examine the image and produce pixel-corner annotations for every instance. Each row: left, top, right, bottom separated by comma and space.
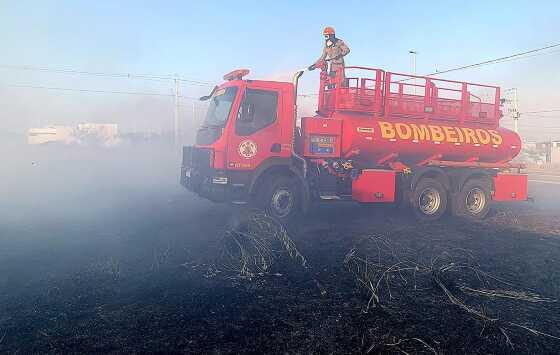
528, 170, 560, 212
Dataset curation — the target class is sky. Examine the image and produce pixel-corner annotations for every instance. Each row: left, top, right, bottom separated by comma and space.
1, 0, 559, 140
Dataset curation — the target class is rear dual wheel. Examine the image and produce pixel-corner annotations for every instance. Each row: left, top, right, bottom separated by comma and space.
410, 178, 448, 221
452, 178, 491, 220
410, 177, 491, 221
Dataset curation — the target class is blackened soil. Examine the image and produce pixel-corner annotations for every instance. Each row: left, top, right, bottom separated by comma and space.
1, 144, 560, 354
2, 200, 560, 354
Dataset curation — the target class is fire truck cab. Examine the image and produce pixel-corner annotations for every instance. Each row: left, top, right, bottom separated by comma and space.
181, 69, 301, 209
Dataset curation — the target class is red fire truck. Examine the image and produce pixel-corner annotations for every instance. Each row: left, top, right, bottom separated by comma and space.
181, 64, 527, 222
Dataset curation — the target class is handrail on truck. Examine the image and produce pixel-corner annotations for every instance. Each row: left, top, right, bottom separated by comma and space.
318, 65, 501, 127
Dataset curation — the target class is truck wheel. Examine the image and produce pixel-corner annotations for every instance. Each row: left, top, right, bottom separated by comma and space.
261, 176, 301, 222
453, 178, 491, 220
411, 178, 448, 221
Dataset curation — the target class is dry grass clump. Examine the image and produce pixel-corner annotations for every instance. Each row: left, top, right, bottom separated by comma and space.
365, 334, 441, 354
345, 235, 560, 349
219, 210, 307, 278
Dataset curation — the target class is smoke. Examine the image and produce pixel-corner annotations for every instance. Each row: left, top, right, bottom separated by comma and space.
0, 75, 217, 313
0, 88, 194, 134
260, 71, 296, 82
260, 69, 320, 120
0, 138, 183, 226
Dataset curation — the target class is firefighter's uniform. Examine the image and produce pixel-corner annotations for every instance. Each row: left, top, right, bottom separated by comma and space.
314, 38, 350, 82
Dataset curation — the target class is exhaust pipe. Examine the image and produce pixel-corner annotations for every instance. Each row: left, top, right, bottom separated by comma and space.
292, 69, 307, 177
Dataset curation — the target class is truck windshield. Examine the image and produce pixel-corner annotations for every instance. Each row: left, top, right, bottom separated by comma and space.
202, 87, 238, 127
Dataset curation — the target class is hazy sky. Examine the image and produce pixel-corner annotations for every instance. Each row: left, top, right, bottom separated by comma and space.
1, 0, 559, 139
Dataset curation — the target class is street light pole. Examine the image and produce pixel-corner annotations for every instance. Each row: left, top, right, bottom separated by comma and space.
174, 78, 180, 147
409, 50, 418, 95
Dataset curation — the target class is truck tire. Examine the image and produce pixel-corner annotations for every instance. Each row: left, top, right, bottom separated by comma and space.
260, 176, 301, 223
452, 178, 491, 220
410, 178, 448, 221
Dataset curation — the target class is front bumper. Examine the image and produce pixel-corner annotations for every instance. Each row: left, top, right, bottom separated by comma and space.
181, 145, 252, 203
181, 165, 222, 202
180, 165, 250, 203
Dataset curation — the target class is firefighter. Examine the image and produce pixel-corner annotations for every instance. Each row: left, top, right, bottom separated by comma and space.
308, 26, 350, 85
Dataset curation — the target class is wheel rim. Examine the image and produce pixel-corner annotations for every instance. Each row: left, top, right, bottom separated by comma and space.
418, 187, 441, 215
465, 188, 486, 214
271, 188, 294, 218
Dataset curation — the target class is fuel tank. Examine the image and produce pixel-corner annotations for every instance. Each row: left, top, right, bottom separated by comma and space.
301, 114, 521, 166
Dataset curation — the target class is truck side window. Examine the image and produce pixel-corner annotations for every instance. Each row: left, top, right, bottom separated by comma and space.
235, 89, 278, 136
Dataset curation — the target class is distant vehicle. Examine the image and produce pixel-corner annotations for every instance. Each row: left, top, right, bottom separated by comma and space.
27, 123, 120, 147
180, 64, 527, 222
27, 125, 77, 145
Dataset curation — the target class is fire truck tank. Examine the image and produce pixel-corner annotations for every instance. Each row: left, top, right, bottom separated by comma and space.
339, 115, 520, 165
300, 67, 522, 166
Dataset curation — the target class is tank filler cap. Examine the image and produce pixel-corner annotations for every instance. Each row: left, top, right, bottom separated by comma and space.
223, 69, 250, 81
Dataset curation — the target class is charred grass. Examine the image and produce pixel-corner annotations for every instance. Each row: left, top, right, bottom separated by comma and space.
1, 199, 560, 354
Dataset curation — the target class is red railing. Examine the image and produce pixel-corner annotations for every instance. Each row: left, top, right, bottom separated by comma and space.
320, 66, 384, 116
318, 66, 501, 127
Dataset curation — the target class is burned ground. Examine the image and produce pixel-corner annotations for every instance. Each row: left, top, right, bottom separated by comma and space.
1, 142, 560, 354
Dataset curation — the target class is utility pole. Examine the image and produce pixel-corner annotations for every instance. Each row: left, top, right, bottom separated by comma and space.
504, 88, 520, 133
512, 88, 520, 134
192, 102, 196, 123
191, 102, 196, 144
409, 50, 418, 95
174, 78, 180, 146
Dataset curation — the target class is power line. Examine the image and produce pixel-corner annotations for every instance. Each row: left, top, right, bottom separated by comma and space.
518, 126, 560, 128
513, 126, 560, 129
521, 115, 560, 119
510, 121, 560, 126
4, 82, 323, 100
3, 83, 199, 100
490, 48, 560, 65
520, 109, 560, 114
4, 42, 559, 89
0, 64, 215, 86
503, 113, 560, 119
504, 117, 556, 121
426, 43, 560, 76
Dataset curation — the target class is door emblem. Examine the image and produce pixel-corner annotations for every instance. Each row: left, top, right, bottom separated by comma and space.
238, 140, 258, 159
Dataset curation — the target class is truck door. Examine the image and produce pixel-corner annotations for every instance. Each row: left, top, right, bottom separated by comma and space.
226, 86, 290, 170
